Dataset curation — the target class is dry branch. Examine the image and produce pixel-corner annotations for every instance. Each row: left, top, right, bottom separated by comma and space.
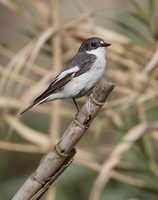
0, 45, 48, 76
50, 0, 62, 145
12, 81, 114, 200
89, 122, 158, 200
75, 156, 158, 194
4, 114, 49, 147
0, 141, 46, 153
47, 0, 62, 198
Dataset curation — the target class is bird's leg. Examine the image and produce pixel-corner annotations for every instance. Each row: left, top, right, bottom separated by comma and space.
72, 98, 79, 114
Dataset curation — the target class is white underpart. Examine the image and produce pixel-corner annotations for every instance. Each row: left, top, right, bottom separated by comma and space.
47, 46, 106, 100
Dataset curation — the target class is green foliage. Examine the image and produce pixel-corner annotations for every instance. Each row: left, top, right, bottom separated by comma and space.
116, 0, 155, 43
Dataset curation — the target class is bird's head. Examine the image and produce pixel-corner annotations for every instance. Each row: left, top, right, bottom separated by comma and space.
78, 37, 111, 56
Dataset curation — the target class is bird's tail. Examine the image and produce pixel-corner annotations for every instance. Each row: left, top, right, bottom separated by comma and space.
19, 95, 52, 115
19, 102, 37, 115
19, 87, 55, 115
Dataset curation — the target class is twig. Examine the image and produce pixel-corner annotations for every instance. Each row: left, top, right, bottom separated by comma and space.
0, 42, 35, 95
12, 81, 115, 200
70, 24, 130, 44
0, 0, 35, 23
0, 141, 46, 153
89, 122, 158, 200
32, 0, 49, 22
0, 64, 35, 86
75, 157, 158, 194
47, 0, 62, 199
142, 44, 158, 75
0, 97, 74, 119
0, 45, 48, 76
50, 0, 62, 145
4, 114, 49, 147
2, 140, 158, 194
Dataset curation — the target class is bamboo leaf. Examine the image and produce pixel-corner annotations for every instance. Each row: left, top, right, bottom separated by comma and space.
115, 19, 150, 43
148, 0, 154, 22
130, 0, 150, 25
130, 0, 146, 16
130, 12, 149, 26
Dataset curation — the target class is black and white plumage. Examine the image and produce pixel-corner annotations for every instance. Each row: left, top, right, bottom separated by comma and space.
20, 37, 111, 114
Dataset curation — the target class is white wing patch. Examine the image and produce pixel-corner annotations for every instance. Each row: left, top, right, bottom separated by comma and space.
54, 66, 79, 83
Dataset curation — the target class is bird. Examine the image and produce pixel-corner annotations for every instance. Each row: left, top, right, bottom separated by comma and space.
20, 37, 111, 115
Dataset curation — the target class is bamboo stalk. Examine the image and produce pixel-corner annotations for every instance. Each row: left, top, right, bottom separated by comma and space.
47, 0, 62, 199
12, 81, 115, 200
50, 0, 62, 145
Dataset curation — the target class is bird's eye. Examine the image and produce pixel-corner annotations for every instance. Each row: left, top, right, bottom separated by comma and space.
91, 43, 96, 47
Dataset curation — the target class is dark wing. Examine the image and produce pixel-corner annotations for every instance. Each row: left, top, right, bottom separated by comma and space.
20, 52, 96, 114
37, 52, 96, 99
33, 73, 74, 104
19, 73, 74, 115
66, 52, 96, 72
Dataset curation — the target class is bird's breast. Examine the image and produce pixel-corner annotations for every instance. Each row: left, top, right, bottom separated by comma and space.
61, 57, 106, 98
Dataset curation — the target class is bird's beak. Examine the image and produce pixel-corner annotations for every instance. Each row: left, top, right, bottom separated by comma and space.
101, 42, 111, 47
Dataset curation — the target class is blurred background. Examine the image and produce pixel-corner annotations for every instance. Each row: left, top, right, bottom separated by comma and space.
0, 0, 158, 199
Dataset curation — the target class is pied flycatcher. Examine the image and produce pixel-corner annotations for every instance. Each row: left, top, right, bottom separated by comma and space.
20, 37, 111, 114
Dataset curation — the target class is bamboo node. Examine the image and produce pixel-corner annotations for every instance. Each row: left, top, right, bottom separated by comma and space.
55, 143, 70, 157
31, 173, 46, 186
74, 117, 89, 130
90, 93, 104, 106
